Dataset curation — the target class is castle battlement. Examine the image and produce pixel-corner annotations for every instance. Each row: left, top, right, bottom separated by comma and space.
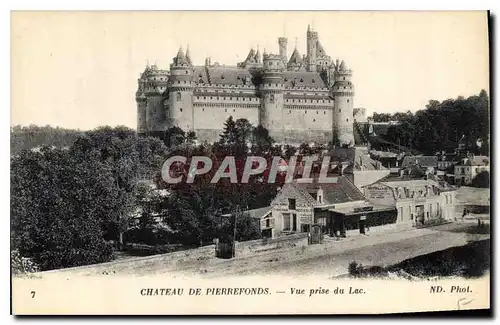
136, 26, 356, 146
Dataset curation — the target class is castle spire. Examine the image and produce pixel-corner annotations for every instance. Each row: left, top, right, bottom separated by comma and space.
307, 24, 311, 32
186, 45, 192, 65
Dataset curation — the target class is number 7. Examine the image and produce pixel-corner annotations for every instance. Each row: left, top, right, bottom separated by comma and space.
31, 291, 35, 298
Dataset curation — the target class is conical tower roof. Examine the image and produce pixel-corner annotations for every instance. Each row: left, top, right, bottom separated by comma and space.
185, 45, 192, 65
316, 40, 326, 57
288, 47, 303, 65
174, 46, 190, 65
339, 60, 347, 71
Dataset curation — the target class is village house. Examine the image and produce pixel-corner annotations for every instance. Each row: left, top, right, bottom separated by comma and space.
363, 174, 457, 226
454, 155, 489, 186
258, 175, 397, 238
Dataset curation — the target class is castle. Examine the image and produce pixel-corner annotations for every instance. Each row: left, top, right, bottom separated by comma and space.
136, 25, 359, 146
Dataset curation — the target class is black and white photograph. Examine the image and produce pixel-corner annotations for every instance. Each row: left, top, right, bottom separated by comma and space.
10, 10, 491, 315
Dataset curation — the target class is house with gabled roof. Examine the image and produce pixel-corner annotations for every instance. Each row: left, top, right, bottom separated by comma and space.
260, 175, 397, 238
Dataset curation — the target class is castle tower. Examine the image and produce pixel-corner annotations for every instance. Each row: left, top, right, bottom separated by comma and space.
306, 25, 318, 72
259, 53, 285, 138
278, 37, 288, 66
167, 46, 195, 131
141, 64, 169, 136
135, 81, 147, 134
332, 60, 355, 147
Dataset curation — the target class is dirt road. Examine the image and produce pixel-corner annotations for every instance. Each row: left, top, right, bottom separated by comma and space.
35, 223, 488, 280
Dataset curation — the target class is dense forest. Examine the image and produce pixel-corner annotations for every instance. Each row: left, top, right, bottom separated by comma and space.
10, 125, 84, 155
373, 90, 490, 155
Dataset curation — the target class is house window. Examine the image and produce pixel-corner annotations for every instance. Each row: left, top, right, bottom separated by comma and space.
176, 92, 181, 101
288, 198, 296, 210
265, 219, 270, 228
292, 214, 297, 232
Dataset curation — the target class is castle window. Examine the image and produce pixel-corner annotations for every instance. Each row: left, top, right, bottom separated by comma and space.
210, 97, 213, 99
343, 77, 345, 80
344, 87, 346, 89
199, 74, 202, 78
339, 109, 342, 112
184, 81, 187, 84
221, 74, 225, 79
202, 108, 205, 112
225, 109, 227, 112
270, 94, 275, 103
284, 78, 288, 81
217, 97, 220, 100
313, 119, 316, 122
316, 111, 319, 114
204, 96, 206, 99
347, 99, 350, 103
324, 111, 326, 114
346, 118, 349, 122
185, 70, 188, 74
176, 93, 181, 101
289, 110, 291, 114
180, 108, 183, 112
305, 111, 307, 114
300, 78, 304, 82
233, 109, 235, 112
312, 79, 315, 83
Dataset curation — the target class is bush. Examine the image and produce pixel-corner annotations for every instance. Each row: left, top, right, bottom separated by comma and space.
11, 250, 40, 276
471, 171, 490, 188
348, 261, 363, 277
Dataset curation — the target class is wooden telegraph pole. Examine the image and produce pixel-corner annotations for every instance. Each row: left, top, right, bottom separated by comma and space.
232, 205, 239, 258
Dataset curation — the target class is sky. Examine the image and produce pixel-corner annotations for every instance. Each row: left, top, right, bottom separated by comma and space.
11, 11, 489, 130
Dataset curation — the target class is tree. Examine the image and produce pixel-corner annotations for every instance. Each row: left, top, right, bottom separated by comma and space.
252, 125, 274, 154
471, 171, 490, 188
164, 126, 186, 147
380, 90, 490, 155
11, 147, 115, 271
70, 126, 140, 249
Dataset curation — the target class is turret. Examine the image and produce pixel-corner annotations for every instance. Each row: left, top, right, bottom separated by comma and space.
135, 68, 148, 134
259, 53, 285, 139
306, 25, 318, 72
278, 37, 288, 66
140, 64, 169, 136
167, 46, 195, 131
332, 59, 355, 147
